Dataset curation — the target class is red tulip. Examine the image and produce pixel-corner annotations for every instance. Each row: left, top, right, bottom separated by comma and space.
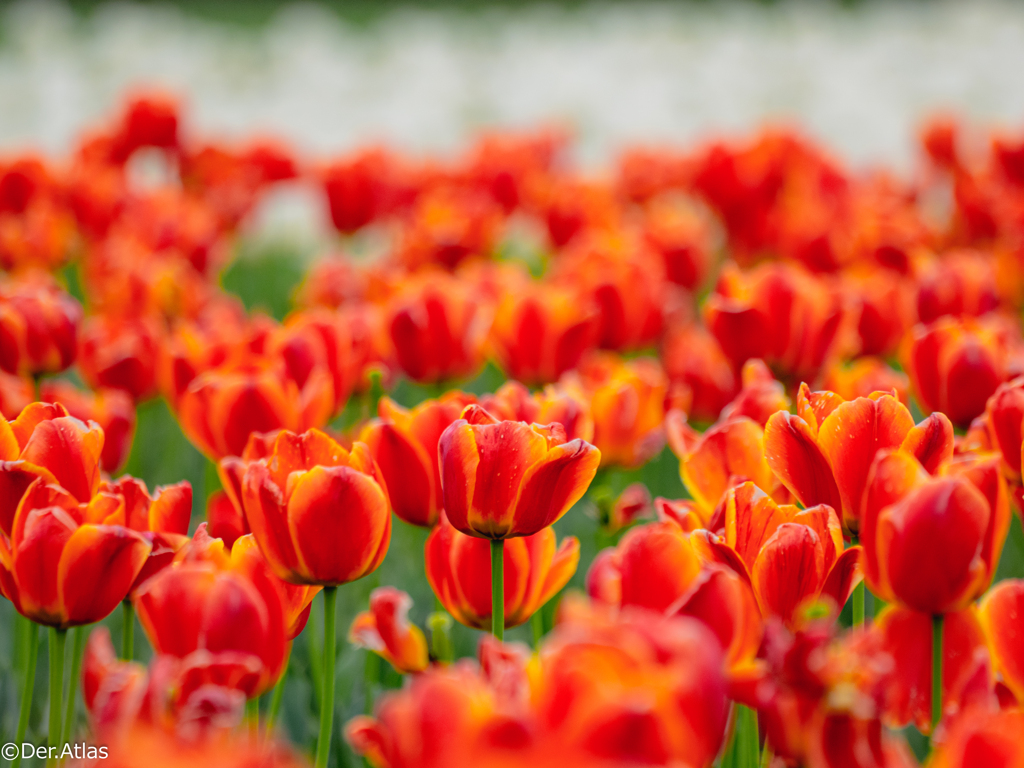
77, 315, 162, 401
660, 322, 739, 423
349, 587, 429, 674
40, 380, 136, 473
359, 392, 476, 528
241, 428, 391, 586
438, 404, 600, 539
0, 274, 81, 375
133, 526, 288, 696
425, 512, 578, 630
0, 478, 151, 628
979, 579, 1024, 706
930, 708, 1024, 768
0, 401, 104, 536
693, 482, 861, 626
861, 450, 1009, 614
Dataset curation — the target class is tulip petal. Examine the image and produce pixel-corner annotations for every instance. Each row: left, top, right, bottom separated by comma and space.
509, 438, 600, 536
618, 521, 702, 612
14, 505, 77, 622
979, 580, 1024, 705
535, 535, 580, 610
750, 522, 825, 624
20, 416, 103, 503
148, 482, 193, 535
58, 524, 151, 627
820, 545, 862, 610
901, 413, 954, 474
241, 461, 302, 581
764, 411, 842, 512
362, 421, 436, 527
286, 465, 390, 585
134, 563, 218, 657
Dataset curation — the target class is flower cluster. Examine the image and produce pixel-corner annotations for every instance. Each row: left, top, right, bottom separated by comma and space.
0, 93, 1023, 768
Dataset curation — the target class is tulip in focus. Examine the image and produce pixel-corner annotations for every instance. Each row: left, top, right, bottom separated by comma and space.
349, 587, 429, 674
40, 380, 136, 473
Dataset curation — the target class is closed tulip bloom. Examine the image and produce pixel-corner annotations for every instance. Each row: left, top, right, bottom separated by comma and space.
479, 380, 594, 443
438, 404, 600, 539
983, 375, 1024, 479
660, 322, 739, 424
230, 533, 319, 640
267, 308, 357, 415
77, 315, 162, 401
903, 315, 1014, 428
241, 428, 391, 586
765, 384, 952, 536
0, 274, 81, 375
0, 478, 152, 628
0, 401, 104, 536
694, 482, 861, 626
178, 359, 334, 459
41, 380, 137, 473
359, 392, 476, 528
860, 450, 1009, 615
489, 282, 600, 386
385, 273, 490, 384
133, 526, 288, 696
875, 605, 989, 734
560, 353, 666, 469
718, 359, 791, 428
425, 512, 578, 630
979, 579, 1024, 705
349, 587, 429, 674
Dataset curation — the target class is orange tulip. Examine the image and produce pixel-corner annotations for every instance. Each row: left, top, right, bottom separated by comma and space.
0, 370, 32, 419
0, 274, 81, 375
384, 273, 490, 384
0, 478, 151, 628
205, 489, 246, 549
437, 404, 600, 539
230, 533, 319, 640
133, 526, 288, 696
40, 380, 136, 473
560, 353, 666, 468
916, 249, 1002, 325
660, 322, 739, 423
396, 186, 503, 270
764, 384, 951, 536
875, 604, 990, 734
489, 281, 599, 386
902, 315, 1015, 428
982, 375, 1024, 479
177, 358, 334, 459
930, 708, 1024, 768
240, 428, 391, 586
860, 450, 1009, 614
267, 308, 357, 415
642, 194, 713, 290
425, 512, 578, 630
77, 314, 162, 401
320, 147, 396, 234
822, 357, 910, 405
979, 579, 1024, 705
479, 380, 593, 443
675, 414, 774, 522
694, 482, 861, 626
359, 392, 476, 528
718, 359, 791, 427
0, 401, 104, 536
349, 587, 429, 674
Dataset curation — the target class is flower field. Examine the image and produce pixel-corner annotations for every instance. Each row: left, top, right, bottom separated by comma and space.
0, 81, 1023, 768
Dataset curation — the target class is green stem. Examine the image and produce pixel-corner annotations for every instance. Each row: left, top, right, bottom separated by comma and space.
265, 658, 288, 733
122, 601, 134, 661
531, 610, 544, 647
364, 651, 380, 713
12, 621, 38, 768
308, 593, 322, 709
315, 586, 337, 768
48, 628, 67, 766
246, 697, 259, 739
62, 627, 86, 743
739, 704, 759, 768
491, 538, 504, 641
932, 613, 944, 732
852, 582, 865, 628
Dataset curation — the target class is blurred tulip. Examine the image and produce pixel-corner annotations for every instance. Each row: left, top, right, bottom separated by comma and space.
0, 274, 81, 375
560, 353, 666, 468
438, 404, 600, 539
205, 489, 246, 549
268, 308, 356, 415
764, 385, 949, 536
694, 482, 861, 625
603, 482, 652, 533
479, 380, 593, 443
489, 281, 600, 385
660, 322, 738, 423
0, 401, 103, 536
843, 267, 914, 357
930, 708, 1024, 768
642, 194, 713, 290
425, 513, 578, 630
0, 370, 32, 418
718, 359, 790, 427
178, 358, 334, 459
241, 428, 390, 586
385, 273, 490, 384
111, 91, 180, 160
981, 375, 1024, 479
77, 315, 162, 401
860, 450, 1009, 614
917, 250, 1001, 324
875, 604, 990, 734
822, 357, 910, 404
359, 392, 476, 528
0, 478, 151, 628
133, 526, 288, 696
979, 579, 1024, 705
320, 147, 396, 233
41, 381, 136, 473
396, 185, 504, 270
230, 533, 319, 640
349, 587, 429, 674
903, 314, 1017, 428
